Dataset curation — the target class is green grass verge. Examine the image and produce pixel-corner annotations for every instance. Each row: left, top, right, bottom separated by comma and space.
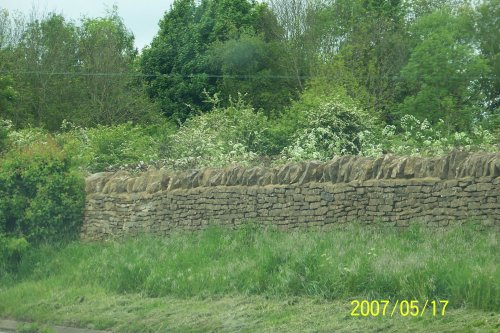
1, 285, 499, 332
0, 223, 498, 332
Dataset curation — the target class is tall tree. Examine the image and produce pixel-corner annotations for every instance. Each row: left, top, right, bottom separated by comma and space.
0, 75, 15, 119
13, 13, 80, 129
141, 0, 293, 122
0, 7, 157, 129
78, 7, 152, 126
474, 0, 499, 116
266, 0, 324, 90
325, 0, 409, 120
397, 6, 489, 131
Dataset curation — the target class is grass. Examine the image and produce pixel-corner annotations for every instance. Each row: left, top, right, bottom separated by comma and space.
0, 222, 498, 332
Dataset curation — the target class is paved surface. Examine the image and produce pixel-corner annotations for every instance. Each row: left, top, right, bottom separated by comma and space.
0, 320, 109, 333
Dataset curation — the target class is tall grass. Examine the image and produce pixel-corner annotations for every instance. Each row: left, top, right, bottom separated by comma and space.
2, 223, 498, 311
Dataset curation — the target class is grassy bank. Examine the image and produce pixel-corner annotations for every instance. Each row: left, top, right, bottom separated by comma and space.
0, 223, 498, 332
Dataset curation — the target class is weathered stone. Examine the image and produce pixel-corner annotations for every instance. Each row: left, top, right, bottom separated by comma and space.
287, 163, 305, 184
375, 154, 397, 179
298, 161, 322, 185
85, 172, 114, 193
320, 191, 334, 202
323, 157, 341, 182
145, 170, 171, 193
246, 167, 265, 186
102, 171, 130, 193
187, 170, 202, 188
82, 152, 500, 240
390, 158, 407, 179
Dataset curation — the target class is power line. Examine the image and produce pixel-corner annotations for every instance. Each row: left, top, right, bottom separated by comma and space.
0, 70, 310, 80
0, 69, 496, 81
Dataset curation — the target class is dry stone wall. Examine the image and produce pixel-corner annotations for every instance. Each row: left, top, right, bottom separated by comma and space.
82, 152, 500, 240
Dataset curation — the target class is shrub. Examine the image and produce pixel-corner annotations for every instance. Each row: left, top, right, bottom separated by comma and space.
0, 119, 12, 154
261, 107, 303, 157
0, 139, 85, 243
359, 115, 497, 156
163, 95, 268, 169
281, 94, 372, 161
6, 126, 49, 150
56, 120, 168, 173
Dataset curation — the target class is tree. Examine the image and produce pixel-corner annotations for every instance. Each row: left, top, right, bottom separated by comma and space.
265, 0, 411, 120
397, 7, 489, 131
141, 0, 293, 122
0, 75, 15, 119
13, 13, 80, 130
77, 7, 157, 126
208, 34, 297, 116
0, 7, 158, 129
474, 0, 499, 115
266, 0, 324, 90
319, 0, 410, 121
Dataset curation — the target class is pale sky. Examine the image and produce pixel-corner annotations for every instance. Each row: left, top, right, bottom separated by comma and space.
0, 0, 175, 50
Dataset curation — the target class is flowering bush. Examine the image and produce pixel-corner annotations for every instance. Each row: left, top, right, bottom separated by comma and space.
163, 96, 267, 169
281, 97, 371, 162
359, 115, 497, 157
5, 125, 48, 151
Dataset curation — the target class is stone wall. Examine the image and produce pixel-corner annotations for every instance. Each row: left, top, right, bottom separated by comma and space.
82, 151, 500, 240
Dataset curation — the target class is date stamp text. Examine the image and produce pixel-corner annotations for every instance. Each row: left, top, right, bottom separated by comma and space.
350, 300, 448, 317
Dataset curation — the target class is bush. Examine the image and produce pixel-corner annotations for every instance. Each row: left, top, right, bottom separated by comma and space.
261, 107, 303, 157
0, 119, 12, 154
163, 95, 268, 169
56, 120, 170, 173
0, 139, 85, 243
359, 115, 497, 156
281, 93, 372, 161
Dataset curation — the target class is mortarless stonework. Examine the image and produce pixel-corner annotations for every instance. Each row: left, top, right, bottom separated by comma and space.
82, 151, 500, 240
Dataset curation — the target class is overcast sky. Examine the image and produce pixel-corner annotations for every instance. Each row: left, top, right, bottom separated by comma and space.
0, 0, 175, 50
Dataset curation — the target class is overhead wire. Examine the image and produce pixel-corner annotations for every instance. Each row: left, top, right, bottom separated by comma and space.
0, 70, 496, 81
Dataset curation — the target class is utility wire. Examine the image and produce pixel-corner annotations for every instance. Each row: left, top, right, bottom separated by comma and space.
0, 69, 496, 81
0, 70, 310, 80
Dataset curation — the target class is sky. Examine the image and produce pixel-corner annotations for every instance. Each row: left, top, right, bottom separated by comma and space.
0, 0, 175, 50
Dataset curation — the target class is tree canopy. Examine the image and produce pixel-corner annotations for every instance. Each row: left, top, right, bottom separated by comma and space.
0, 0, 497, 144
140, 0, 298, 121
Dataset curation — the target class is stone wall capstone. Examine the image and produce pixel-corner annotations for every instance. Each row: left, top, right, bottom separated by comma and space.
82, 151, 500, 240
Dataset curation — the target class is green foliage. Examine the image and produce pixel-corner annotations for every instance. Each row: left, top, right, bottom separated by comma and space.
397, 7, 489, 131
164, 94, 268, 168
141, 0, 294, 122
359, 115, 497, 156
16, 322, 56, 333
0, 0, 498, 172
262, 108, 303, 156
0, 140, 85, 243
76, 7, 159, 126
56, 120, 173, 173
4, 126, 48, 151
0, 75, 16, 118
281, 90, 372, 161
83, 123, 161, 172
209, 34, 297, 116
9, 13, 80, 129
0, 7, 158, 130
0, 233, 29, 276
474, 0, 500, 114
0, 119, 12, 153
